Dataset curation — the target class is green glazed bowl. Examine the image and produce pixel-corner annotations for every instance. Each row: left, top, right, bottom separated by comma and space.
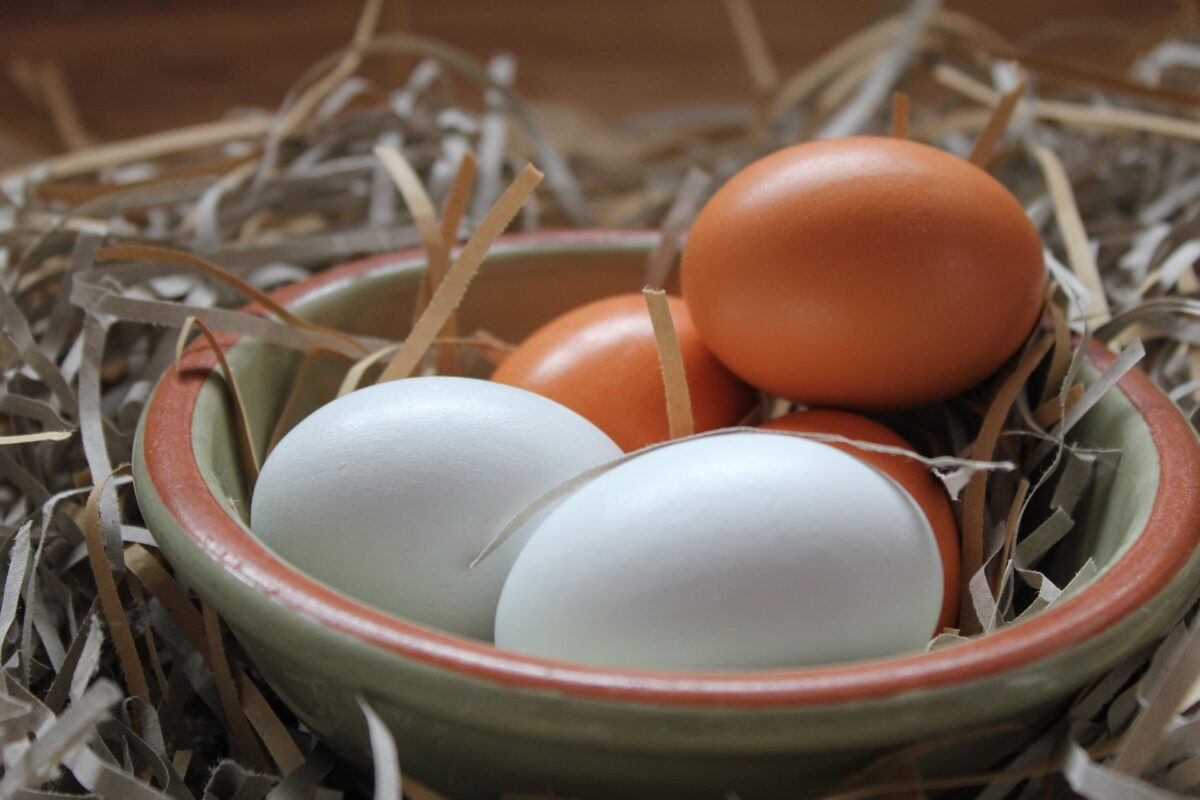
134, 230, 1200, 799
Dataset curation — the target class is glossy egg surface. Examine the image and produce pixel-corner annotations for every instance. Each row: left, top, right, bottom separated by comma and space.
682, 136, 1045, 408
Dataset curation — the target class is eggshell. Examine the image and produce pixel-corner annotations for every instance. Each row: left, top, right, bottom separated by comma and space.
251, 376, 621, 641
494, 432, 943, 670
491, 293, 757, 452
681, 136, 1046, 409
760, 409, 960, 632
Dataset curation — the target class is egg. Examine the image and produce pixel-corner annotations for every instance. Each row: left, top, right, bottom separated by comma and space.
491, 293, 757, 452
760, 409, 960, 632
681, 136, 1045, 409
494, 432, 943, 670
250, 377, 621, 641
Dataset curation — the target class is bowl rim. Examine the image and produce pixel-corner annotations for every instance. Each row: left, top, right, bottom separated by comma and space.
139, 228, 1200, 709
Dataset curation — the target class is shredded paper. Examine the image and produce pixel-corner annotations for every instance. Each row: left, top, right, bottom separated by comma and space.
6, 0, 1200, 796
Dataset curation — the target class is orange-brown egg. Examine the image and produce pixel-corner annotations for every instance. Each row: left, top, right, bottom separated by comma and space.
492, 293, 757, 452
760, 409, 961, 632
682, 136, 1045, 409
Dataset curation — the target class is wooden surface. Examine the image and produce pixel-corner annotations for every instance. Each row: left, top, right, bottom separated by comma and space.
0, 0, 1186, 163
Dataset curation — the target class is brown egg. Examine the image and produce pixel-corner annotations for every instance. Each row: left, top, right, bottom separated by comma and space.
682, 136, 1045, 409
492, 293, 757, 452
761, 409, 961, 633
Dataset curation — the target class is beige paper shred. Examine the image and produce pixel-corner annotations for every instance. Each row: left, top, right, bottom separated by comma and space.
202, 602, 269, 772
72, 269, 386, 357
0, 523, 33, 657
1113, 615, 1200, 777
1028, 142, 1113, 325
472, 55, 516, 227
433, 150, 479, 376
0, 679, 122, 796
0, 113, 274, 183
265, 346, 358, 455
766, 15, 904, 122
125, 544, 305, 775
933, 61, 1200, 144
274, 0, 385, 139
643, 167, 711, 289
959, 335, 1054, 634
335, 334, 506, 398
12, 59, 94, 153
0, 429, 73, 446
376, 164, 543, 382
1032, 382, 1085, 429
34, 153, 258, 206
126, 578, 167, 705
235, 669, 305, 776
724, 0, 780, 99
1042, 291, 1074, 404
815, 0, 940, 139
97, 244, 368, 356
340, 342, 402, 396
440, 152, 479, 249
9, 1, 1200, 796
472, 426, 1014, 569
82, 468, 152, 708
643, 288, 695, 440
968, 73, 1026, 167
179, 317, 261, 491
993, 478, 1030, 595
814, 50, 882, 126
375, 144, 452, 323
891, 91, 909, 139
171, 749, 193, 782
1065, 739, 1182, 800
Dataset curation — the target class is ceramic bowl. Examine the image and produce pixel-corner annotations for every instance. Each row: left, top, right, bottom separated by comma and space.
134, 230, 1200, 799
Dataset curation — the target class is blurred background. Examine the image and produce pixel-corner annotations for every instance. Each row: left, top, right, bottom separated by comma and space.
0, 0, 1186, 167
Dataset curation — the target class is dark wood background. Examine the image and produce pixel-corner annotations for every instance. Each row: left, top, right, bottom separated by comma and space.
0, 0, 1185, 166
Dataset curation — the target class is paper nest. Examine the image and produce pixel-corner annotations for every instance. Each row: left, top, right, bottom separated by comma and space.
5, 0, 1200, 797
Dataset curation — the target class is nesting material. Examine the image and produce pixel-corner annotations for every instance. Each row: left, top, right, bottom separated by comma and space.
5, 0, 1200, 796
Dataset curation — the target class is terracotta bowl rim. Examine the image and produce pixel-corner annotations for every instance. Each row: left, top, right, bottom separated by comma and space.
139, 228, 1200, 709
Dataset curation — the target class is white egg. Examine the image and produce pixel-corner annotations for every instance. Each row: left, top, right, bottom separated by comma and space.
494, 432, 943, 670
251, 376, 621, 641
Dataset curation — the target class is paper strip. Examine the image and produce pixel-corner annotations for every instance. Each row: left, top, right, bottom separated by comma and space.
265, 347, 357, 456
125, 545, 305, 774
0, 114, 273, 183
202, 602, 268, 771
816, 0, 940, 139
358, 697, 401, 800
934, 62, 1200, 144
1066, 740, 1181, 799
472, 425, 1013, 569
891, 91, 909, 139
95, 244, 367, 355
0, 680, 122, 797
180, 318, 260, 492
82, 467, 150, 705
969, 75, 1026, 167
643, 288, 694, 440
643, 167, 711, 289
724, 0, 780, 98
377, 164, 542, 382
959, 335, 1053, 633
1113, 614, 1200, 775
0, 431, 73, 447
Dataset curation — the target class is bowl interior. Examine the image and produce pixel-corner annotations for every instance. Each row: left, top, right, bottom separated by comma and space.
195, 233, 1154, 644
